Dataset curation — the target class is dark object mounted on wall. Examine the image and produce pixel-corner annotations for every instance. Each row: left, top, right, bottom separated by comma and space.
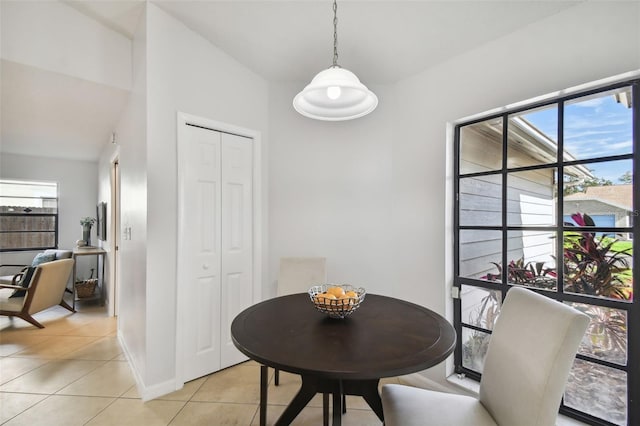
96, 202, 107, 241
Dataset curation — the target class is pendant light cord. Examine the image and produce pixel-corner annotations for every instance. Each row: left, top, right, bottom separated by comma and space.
332, 0, 339, 67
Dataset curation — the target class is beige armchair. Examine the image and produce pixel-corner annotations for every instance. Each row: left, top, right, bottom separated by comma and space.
0, 249, 73, 285
0, 258, 75, 328
381, 287, 590, 426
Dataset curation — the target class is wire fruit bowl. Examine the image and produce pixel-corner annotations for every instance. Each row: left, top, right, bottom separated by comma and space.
308, 284, 366, 319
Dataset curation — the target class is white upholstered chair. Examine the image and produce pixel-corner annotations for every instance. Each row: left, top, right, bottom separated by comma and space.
274, 257, 327, 385
277, 257, 327, 297
381, 287, 590, 426
0, 258, 75, 328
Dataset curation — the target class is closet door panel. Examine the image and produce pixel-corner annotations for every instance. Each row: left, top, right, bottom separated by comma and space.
181, 125, 222, 380
220, 132, 253, 368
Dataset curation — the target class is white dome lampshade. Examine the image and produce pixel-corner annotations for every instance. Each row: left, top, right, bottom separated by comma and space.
293, 66, 378, 121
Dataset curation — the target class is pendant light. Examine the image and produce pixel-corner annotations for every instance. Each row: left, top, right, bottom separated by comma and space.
293, 0, 378, 121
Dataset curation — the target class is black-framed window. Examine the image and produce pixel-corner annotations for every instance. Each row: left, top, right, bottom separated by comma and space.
454, 80, 638, 426
0, 179, 59, 252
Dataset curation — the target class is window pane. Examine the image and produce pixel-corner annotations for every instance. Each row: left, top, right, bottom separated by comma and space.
0, 180, 57, 198
0, 232, 56, 250
459, 230, 502, 281
0, 180, 58, 252
507, 104, 557, 168
459, 117, 503, 174
507, 169, 557, 226
0, 215, 56, 231
461, 285, 501, 330
506, 231, 556, 290
564, 86, 633, 161
564, 359, 627, 425
461, 327, 490, 373
562, 160, 633, 205
568, 303, 627, 365
563, 232, 633, 301
459, 175, 502, 226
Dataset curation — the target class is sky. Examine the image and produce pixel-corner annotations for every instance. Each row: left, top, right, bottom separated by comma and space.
522, 87, 633, 184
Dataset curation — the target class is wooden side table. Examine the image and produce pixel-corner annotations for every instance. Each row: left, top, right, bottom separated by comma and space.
71, 247, 106, 310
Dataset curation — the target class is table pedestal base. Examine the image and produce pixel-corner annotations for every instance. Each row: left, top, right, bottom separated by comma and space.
270, 373, 383, 426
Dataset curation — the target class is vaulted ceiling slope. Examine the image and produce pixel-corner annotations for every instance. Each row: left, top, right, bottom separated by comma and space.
2, 0, 582, 161
72, 0, 582, 85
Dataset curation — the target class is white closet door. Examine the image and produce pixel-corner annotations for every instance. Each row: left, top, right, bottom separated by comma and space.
220, 133, 254, 368
181, 125, 223, 381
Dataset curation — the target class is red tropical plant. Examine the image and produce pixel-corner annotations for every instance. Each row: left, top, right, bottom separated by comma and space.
563, 213, 632, 300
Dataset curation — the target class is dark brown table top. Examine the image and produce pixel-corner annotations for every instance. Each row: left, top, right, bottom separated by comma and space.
231, 293, 456, 380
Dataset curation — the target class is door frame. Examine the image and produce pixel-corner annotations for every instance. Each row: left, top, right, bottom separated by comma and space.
175, 111, 263, 386
109, 154, 121, 318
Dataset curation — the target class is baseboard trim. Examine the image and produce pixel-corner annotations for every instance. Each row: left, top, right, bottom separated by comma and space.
141, 378, 179, 402
117, 333, 178, 402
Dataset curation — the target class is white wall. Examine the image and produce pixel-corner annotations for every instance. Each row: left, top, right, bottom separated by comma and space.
140, 3, 269, 397
391, 0, 639, 384
268, 0, 640, 388
107, 7, 148, 389
0, 153, 98, 269
268, 81, 394, 297
20, 0, 636, 400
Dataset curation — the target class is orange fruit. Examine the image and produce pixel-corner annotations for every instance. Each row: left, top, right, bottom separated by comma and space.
327, 286, 345, 298
344, 290, 358, 299
315, 292, 336, 305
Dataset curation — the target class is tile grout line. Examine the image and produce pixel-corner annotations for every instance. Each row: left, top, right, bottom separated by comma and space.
1, 306, 120, 425
165, 400, 189, 426
81, 396, 121, 426
0, 357, 54, 387
0, 393, 51, 425
50, 359, 111, 396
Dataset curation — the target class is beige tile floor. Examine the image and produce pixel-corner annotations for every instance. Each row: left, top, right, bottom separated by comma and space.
0, 303, 398, 425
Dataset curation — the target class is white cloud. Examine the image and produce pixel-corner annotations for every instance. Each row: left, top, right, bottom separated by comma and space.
564, 129, 625, 140
607, 140, 633, 150
564, 115, 629, 130
571, 97, 606, 108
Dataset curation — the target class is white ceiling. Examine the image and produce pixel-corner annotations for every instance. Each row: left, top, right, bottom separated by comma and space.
154, 0, 580, 85
2, 0, 582, 161
1, 60, 130, 161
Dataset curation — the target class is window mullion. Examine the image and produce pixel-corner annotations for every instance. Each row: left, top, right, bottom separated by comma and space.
501, 115, 508, 299
627, 79, 640, 426
557, 100, 565, 297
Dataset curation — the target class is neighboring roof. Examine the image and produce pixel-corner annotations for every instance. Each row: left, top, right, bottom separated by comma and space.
564, 185, 633, 211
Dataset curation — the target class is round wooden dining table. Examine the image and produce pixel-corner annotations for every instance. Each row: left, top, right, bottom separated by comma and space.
231, 293, 456, 426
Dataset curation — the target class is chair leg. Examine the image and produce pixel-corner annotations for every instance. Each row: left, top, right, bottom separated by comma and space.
59, 299, 75, 313
343, 393, 347, 414
274, 368, 280, 386
18, 313, 44, 329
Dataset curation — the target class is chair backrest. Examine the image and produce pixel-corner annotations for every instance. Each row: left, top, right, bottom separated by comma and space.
479, 287, 589, 426
25, 259, 74, 314
43, 249, 73, 260
278, 257, 327, 296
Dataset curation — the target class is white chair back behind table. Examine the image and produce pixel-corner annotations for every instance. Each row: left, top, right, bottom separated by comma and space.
277, 257, 327, 296
274, 257, 327, 387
